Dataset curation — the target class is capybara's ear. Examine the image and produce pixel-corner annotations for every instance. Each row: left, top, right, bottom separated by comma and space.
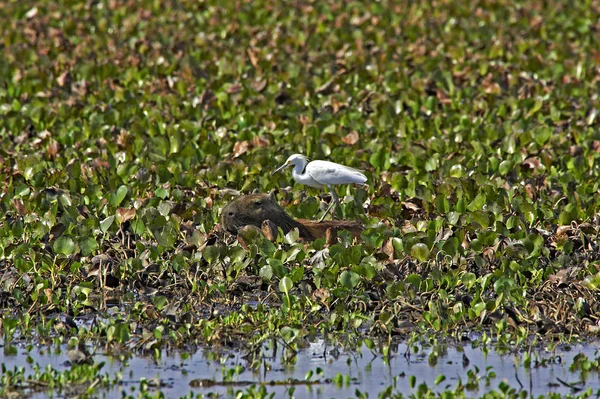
268, 190, 276, 202
261, 219, 278, 242
252, 188, 260, 194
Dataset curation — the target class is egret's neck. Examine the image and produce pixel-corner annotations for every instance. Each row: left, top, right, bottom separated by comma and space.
291, 163, 307, 179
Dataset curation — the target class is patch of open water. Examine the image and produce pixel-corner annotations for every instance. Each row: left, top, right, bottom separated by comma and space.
2, 339, 600, 398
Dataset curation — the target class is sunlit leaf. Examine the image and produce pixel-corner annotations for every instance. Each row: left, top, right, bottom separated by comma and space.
410, 243, 430, 262
279, 276, 293, 293
53, 236, 78, 255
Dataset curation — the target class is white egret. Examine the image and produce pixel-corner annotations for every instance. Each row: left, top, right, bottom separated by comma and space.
272, 154, 367, 221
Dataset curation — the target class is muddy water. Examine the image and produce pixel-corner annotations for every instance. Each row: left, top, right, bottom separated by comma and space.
3, 339, 600, 398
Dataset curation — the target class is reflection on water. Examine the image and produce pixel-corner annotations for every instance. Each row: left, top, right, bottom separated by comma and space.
3, 338, 600, 398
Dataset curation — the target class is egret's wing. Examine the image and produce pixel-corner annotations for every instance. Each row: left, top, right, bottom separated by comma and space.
306, 160, 367, 186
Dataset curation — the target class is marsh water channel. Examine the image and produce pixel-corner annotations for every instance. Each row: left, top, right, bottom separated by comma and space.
4, 336, 600, 398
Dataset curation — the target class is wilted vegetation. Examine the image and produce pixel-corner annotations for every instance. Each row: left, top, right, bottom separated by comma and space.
1, 0, 600, 397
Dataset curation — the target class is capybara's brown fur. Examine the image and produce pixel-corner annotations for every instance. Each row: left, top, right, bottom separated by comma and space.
220, 193, 362, 241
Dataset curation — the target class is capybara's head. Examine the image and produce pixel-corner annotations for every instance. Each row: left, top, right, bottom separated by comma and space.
220, 193, 289, 235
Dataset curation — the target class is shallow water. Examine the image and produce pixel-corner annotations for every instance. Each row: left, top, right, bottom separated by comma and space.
3, 338, 600, 398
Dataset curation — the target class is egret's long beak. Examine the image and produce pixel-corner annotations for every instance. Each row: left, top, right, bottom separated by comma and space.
272, 162, 290, 175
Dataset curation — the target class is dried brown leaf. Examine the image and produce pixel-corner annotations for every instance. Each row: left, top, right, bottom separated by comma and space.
402, 201, 421, 211
482, 246, 496, 261
436, 89, 452, 105
312, 287, 330, 302
57, 71, 70, 87
530, 15, 543, 28
556, 225, 572, 238
525, 183, 536, 200
331, 97, 345, 114
382, 238, 394, 261
199, 89, 215, 107
116, 129, 130, 148
522, 157, 542, 171
247, 48, 259, 68
250, 135, 269, 148
569, 145, 583, 156
482, 74, 501, 94
251, 78, 267, 93
13, 199, 26, 216
47, 140, 59, 159
92, 159, 110, 169
401, 221, 417, 234
226, 83, 242, 94
548, 267, 578, 286
316, 80, 335, 95
233, 140, 249, 158
298, 115, 311, 126
341, 130, 359, 145
116, 207, 136, 223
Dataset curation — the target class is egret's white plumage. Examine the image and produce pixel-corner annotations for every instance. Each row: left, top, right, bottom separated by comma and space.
273, 154, 367, 220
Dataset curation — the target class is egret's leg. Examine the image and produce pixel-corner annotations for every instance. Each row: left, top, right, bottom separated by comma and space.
329, 185, 340, 210
318, 200, 335, 222
318, 185, 340, 222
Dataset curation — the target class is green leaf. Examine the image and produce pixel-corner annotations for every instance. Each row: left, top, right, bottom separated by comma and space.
111, 185, 128, 207
79, 237, 98, 256
53, 236, 78, 255
472, 301, 486, 316
369, 147, 391, 170
229, 247, 246, 264
131, 219, 146, 235
533, 127, 552, 146
526, 99, 543, 118
410, 243, 429, 262
285, 228, 300, 244
154, 226, 177, 248
153, 296, 168, 310
157, 201, 173, 217
353, 264, 377, 280
155, 187, 169, 199
267, 258, 285, 278
472, 211, 490, 229
279, 276, 293, 293
100, 216, 115, 233
406, 274, 422, 289
435, 195, 450, 213
339, 271, 360, 289
202, 246, 220, 264
467, 193, 486, 212
386, 281, 404, 299
498, 160, 513, 175
461, 272, 477, 289
449, 164, 463, 177
280, 326, 299, 344
112, 323, 130, 344
446, 212, 460, 225
259, 265, 273, 280
289, 266, 305, 282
